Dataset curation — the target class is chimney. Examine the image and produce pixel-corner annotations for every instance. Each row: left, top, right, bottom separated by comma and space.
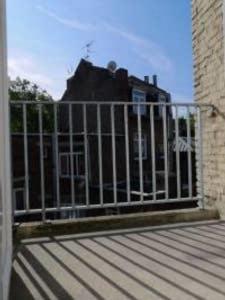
144, 76, 149, 83
153, 75, 158, 87
115, 68, 128, 81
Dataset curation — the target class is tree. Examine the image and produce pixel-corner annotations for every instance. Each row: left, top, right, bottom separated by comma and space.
178, 114, 195, 137
9, 77, 54, 132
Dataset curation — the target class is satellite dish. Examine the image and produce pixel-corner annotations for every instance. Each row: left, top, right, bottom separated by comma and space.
107, 61, 117, 73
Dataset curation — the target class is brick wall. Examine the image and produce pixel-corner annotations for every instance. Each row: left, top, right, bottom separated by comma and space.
192, 0, 225, 214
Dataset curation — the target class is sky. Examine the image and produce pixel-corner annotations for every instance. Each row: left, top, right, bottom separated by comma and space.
7, 0, 193, 101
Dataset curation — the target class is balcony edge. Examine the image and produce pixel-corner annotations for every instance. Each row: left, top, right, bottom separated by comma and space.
13, 208, 220, 244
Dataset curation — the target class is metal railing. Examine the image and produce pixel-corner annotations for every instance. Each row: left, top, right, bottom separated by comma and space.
10, 101, 211, 222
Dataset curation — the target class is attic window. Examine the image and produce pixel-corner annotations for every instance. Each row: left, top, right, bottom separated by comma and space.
132, 89, 146, 115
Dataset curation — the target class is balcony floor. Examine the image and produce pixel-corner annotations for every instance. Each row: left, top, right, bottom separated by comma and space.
10, 220, 225, 300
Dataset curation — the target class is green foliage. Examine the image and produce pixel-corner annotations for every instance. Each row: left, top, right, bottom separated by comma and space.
178, 114, 195, 136
9, 77, 54, 133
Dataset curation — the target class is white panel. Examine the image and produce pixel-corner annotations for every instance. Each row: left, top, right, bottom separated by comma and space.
0, 0, 12, 299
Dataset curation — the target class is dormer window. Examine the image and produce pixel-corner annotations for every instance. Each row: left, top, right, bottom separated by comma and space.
132, 89, 146, 115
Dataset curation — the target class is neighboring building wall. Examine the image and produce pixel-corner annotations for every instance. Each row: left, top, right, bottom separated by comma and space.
192, 0, 225, 213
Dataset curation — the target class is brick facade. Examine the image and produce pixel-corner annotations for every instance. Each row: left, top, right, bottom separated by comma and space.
192, 0, 225, 214
59, 59, 174, 194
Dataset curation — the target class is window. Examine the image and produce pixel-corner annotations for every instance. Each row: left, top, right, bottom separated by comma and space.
59, 152, 85, 178
158, 94, 167, 117
133, 133, 147, 160
132, 89, 146, 115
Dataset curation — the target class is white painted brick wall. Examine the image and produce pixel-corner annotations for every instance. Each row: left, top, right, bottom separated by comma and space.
192, 0, 225, 215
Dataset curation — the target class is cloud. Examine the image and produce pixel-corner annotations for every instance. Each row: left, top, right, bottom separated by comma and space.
8, 56, 53, 87
36, 6, 173, 73
36, 5, 96, 31
8, 54, 63, 99
103, 22, 173, 73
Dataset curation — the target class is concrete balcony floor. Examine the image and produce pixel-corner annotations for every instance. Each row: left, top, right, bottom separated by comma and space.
10, 220, 225, 300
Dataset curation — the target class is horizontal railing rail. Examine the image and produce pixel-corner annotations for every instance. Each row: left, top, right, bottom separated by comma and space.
10, 101, 212, 222
10, 100, 214, 107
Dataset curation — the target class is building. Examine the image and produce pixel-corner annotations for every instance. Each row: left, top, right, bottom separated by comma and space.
58, 59, 175, 209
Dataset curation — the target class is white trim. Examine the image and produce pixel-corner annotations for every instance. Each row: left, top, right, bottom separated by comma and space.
0, 0, 12, 299
132, 89, 146, 115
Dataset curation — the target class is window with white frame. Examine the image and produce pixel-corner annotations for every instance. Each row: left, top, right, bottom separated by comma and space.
132, 89, 146, 115
59, 152, 85, 178
133, 133, 147, 160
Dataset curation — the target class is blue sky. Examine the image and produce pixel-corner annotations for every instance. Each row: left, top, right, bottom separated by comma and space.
7, 0, 193, 101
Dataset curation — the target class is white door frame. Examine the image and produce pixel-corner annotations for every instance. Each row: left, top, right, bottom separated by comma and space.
0, 0, 12, 299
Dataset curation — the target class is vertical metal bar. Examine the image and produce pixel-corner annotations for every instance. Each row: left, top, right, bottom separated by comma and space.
163, 105, 169, 200
124, 104, 131, 203
97, 104, 103, 206
186, 106, 193, 199
137, 104, 144, 203
175, 105, 181, 200
23, 103, 29, 211
69, 103, 75, 209
76, 155, 78, 176
150, 105, 156, 201
197, 107, 204, 209
111, 104, 117, 205
83, 104, 89, 207
54, 103, 60, 210
38, 104, 45, 221
9, 103, 15, 222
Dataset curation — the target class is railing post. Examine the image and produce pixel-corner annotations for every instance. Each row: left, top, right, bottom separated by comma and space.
186, 107, 193, 199
150, 105, 156, 201
97, 104, 103, 206
38, 104, 45, 221
163, 105, 169, 200
69, 103, 75, 209
23, 103, 29, 212
175, 105, 181, 200
197, 107, 204, 209
53, 102, 60, 210
137, 104, 144, 203
111, 104, 117, 205
124, 104, 131, 203
83, 104, 90, 207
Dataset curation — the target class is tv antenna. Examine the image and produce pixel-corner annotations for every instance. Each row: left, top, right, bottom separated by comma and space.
67, 63, 74, 75
82, 40, 94, 61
